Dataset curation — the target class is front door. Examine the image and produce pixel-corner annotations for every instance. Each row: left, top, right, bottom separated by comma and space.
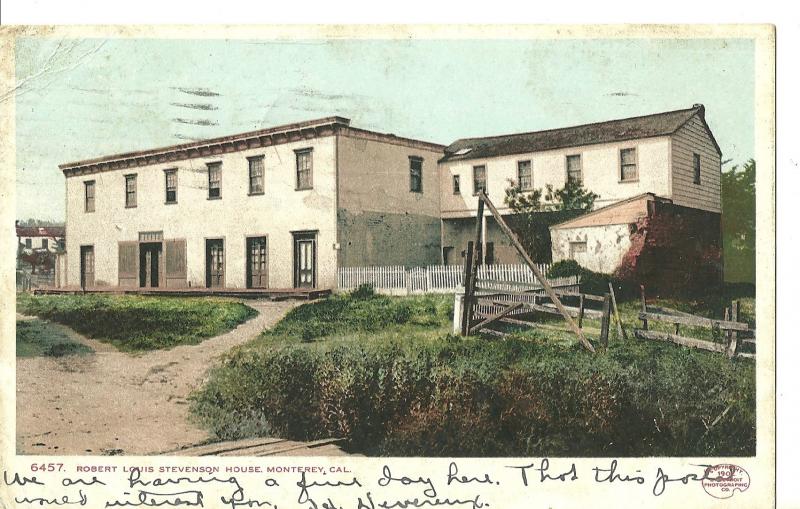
80, 245, 94, 288
293, 232, 316, 288
246, 236, 267, 289
139, 242, 163, 288
206, 239, 225, 288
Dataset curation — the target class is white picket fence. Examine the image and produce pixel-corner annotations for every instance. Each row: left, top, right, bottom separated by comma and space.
337, 263, 555, 295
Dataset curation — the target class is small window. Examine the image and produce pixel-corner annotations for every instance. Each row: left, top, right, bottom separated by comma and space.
125, 174, 137, 208
569, 241, 587, 259
485, 242, 495, 265
620, 148, 637, 181
25, 238, 31, 248
517, 160, 532, 190
84, 180, 95, 212
165, 169, 177, 203
409, 156, 423, 193
473, 165, 487, 195
207, 162, 222, 199
295, 149, 313, 190
42, 239, 48, 249
566, 155, 582, 185
693, 153, 701, 184
452, 175, 461, 195
248, 156, 265, 195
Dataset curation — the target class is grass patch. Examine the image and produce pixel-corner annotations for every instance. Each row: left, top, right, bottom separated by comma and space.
17, 293, 257, 352
16, 319, 93, 358
191, 289, 755, 457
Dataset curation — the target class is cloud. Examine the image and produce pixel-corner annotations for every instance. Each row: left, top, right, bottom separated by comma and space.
173, 87, 222, 97
170, 102, 219, 111
605, 91, 639, 97
172, 118, 219, 126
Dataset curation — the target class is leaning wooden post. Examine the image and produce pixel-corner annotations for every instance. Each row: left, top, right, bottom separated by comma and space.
726, 300, 740, 358
460, 241, 475, 335
477, 191, 595, 353
608, 282, 627, 340
600, 293, 612, 349
639, 285, 648, 330
577, 293, 585, 329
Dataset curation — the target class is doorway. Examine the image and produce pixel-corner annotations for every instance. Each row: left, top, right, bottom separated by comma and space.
80, 245, 94, 288
246, 236, 268, 289
293, 232, 317, 288
139, 242, 163, 288
206, 239, 225, 288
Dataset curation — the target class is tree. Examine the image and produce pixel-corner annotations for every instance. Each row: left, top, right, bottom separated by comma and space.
504, 179, 599, 261
721, 159, 755, 283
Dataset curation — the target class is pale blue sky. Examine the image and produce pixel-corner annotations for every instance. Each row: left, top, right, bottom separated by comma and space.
14, 37, 755, 221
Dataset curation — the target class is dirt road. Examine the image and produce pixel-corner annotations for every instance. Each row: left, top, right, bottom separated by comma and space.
16, 300, 297, 456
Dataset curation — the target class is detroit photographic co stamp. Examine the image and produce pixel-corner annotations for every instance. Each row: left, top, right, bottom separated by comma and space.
702, 464, 751, 499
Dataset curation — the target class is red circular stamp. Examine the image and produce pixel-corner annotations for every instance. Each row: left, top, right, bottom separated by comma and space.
702, 464, 750, 499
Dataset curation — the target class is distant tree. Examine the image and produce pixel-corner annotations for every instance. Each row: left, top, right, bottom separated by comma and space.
721, 159, 755, 283
504, 179, 599, 261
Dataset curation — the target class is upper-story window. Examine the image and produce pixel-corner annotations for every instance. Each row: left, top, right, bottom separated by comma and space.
42, 239, 48, 249
517, 160, 532, 190
248, 156, 265, 195
207, 162, 222, 199
165, 169, 177, 203
409, 156, 423, 193
25, 238, 31, 248
620, 148, 638, 181
693, 153, 701, 184
473, 165, 487, 195
295, 148, 313, 190
453, 175, 461, 195
84, 180, 95, 212
125, 174, 137, 208
566, 155, 582, 185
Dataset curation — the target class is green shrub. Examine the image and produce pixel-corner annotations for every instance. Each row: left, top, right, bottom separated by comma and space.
548, 260, 635, 300
350, 283, 376, 300
17, 294, 257, 351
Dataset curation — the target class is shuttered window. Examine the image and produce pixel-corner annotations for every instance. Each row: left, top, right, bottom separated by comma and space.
118, 241, 138, 287
84, 180, 95, 212
620, 148, 637, 181
473, 165, 487, 195
165, 239, 187, 288
517, 160, 532, 190
248, 156, 265, 195
566, 155, 582, 184
409, 156, 423, 193
165, 169, 177, 203
207, 162, 222, 198
295, 149, 313, 190
125, 174, 137, 208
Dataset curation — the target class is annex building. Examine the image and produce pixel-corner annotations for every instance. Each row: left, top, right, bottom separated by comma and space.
59, 104, 722, 292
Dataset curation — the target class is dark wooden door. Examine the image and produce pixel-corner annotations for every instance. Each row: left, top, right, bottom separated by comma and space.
206, 239, 225, 288
80, 245, 94, 288
293, 233, 316, 288
139, 242, 163, 288
246, 236, 267, 289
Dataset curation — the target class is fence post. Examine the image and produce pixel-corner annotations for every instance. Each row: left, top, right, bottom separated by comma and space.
608, 282, 627, 340
577, 294, 585, 329
726, 300, 740, 358
640, 285, 648, 331
461, 241, 475, 335
600, 293, 612, 349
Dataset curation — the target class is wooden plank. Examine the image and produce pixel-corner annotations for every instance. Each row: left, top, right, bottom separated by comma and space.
599, 293, 611, 348
640, 285, 648, 330
460, 241, 475, 335
479, 327, 508, 338
470, 302, 523, 334
648, 305, 698, 318
473, 313, 603, 335
634, 329, 728, 354
639, 312, 750, 331
736, 352, 756, 359
477, 191, 595, 353
475, 298, 603, 319
163, 438, 288, 456
608, 282, 628, 340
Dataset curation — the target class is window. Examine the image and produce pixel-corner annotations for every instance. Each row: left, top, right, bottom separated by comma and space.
566, 155, 582, 185
164, 169, 177, 203
207, 162, 222, 199
569, 241, 587, 259
84, 180, 95, 212
452, 175, 461, 195
409, 156, 423, 193
295, 149, 313, 190
485, 242, 495, 265
517, 160, 532, 190
25, 238, 31, 249
248, 156, 265, 195
42, 239, 48, 249
125, 174, 137, 208
473, 165, 487, 195
620, 148, 637, 181
693, 153, 701, 184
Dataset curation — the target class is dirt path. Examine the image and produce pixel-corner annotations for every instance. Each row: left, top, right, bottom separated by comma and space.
16, 300, 298, 456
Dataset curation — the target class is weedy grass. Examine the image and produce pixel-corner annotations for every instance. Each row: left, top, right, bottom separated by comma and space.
190, 286, 755, 457
16, 318, 94, 358
16, 293, 257, 351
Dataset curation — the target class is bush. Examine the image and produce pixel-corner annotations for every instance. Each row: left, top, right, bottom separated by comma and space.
548, 260, 636, 300
191, 328, 755, 457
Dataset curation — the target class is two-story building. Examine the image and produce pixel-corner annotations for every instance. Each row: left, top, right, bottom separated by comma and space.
59, 117, 444, 290
16, 225, 65, 255
438, 104, 722, 282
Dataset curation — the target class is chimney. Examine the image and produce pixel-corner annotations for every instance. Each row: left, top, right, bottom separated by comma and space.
692, 103, 705, 117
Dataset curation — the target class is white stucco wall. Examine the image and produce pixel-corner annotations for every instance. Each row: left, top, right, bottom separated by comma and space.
64, 136, 338, 289
439, 136, 671, 218
550, 224, 633, 274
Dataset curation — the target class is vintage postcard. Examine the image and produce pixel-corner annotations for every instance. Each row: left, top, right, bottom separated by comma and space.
0, 25, 775, 508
